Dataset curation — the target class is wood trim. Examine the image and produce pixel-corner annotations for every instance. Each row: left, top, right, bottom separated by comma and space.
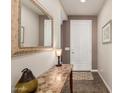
70, 71, 73, 93
11, 0, 54, 56
68, 15, 97, 20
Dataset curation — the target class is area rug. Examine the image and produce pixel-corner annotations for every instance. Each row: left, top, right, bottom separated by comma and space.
73, 72, 94, 80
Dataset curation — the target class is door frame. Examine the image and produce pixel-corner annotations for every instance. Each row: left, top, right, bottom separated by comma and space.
70, 20, 92, 71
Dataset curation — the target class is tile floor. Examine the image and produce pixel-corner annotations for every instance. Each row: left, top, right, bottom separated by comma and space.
63, 72, 110, 93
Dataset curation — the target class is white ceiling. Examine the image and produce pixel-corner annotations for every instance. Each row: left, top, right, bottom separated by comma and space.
60, 0, 106, 15
22, 0, 44, 15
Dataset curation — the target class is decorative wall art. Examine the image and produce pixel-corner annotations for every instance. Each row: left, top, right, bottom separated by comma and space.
102, 20, 112, 44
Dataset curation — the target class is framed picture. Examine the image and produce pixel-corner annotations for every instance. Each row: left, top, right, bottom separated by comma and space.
20, 26, 24, 43
102, 20, 112, 44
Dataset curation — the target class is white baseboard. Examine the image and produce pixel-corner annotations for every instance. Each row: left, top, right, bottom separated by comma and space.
91, 69, 98, 72
98, 71, 112, 93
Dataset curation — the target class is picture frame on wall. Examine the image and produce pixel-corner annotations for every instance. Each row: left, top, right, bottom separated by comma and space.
102, 20, 112, 44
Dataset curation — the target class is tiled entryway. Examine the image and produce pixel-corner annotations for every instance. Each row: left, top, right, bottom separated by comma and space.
63, 72, 110, 93
73, 72, 109, 93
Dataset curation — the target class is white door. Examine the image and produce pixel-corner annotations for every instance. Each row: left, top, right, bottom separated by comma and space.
70, 20, 92, 71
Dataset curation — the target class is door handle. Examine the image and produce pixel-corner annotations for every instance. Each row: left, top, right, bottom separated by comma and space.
72, 52, 75, 54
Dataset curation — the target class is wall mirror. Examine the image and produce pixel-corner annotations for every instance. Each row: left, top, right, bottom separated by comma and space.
11, 0, 54, 55
19, 0, 53, 48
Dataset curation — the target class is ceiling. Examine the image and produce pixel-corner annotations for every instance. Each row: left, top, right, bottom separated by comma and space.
22, 0, 44, 15
60, 0, 106, 15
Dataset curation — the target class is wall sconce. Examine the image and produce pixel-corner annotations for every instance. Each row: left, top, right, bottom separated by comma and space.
55, 49, 62, 67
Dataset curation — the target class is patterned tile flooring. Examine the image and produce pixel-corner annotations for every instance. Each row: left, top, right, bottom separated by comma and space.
37, 71, 110, 93
72, 72, 110, 93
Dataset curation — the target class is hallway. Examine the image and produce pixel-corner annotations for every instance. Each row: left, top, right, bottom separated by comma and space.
11, 0, 112, 93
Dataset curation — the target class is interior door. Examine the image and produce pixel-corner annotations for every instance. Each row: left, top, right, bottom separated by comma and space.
70, 20, 92, 71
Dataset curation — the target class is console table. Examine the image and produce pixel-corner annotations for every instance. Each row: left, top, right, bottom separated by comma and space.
35, 64, 73, 93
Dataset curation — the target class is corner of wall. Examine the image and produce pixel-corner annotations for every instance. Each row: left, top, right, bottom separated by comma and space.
97, 0, 112, 92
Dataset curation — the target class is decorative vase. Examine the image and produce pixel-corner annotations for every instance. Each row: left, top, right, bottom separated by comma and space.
15, 68, 38, 93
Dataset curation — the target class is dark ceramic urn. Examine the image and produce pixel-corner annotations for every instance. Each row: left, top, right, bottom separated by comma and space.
15, 68, 38, 93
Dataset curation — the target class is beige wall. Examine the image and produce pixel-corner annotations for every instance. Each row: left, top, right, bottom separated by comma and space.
97, 0, 112, 92
11, 0, 67, 92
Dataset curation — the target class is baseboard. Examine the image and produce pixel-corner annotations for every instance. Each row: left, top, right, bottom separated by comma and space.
91, 69, 98, 72
98, 71, 112, 93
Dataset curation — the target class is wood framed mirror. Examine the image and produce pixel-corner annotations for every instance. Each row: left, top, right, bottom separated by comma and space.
12, 0, 54, 56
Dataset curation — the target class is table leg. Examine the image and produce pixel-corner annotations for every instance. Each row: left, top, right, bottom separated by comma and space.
70, 71, 73, 93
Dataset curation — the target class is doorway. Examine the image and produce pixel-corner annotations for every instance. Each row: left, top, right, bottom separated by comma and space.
70, 20, 92, 71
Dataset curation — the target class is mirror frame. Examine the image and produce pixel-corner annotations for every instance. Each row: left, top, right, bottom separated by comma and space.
12, 0, 54, 56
